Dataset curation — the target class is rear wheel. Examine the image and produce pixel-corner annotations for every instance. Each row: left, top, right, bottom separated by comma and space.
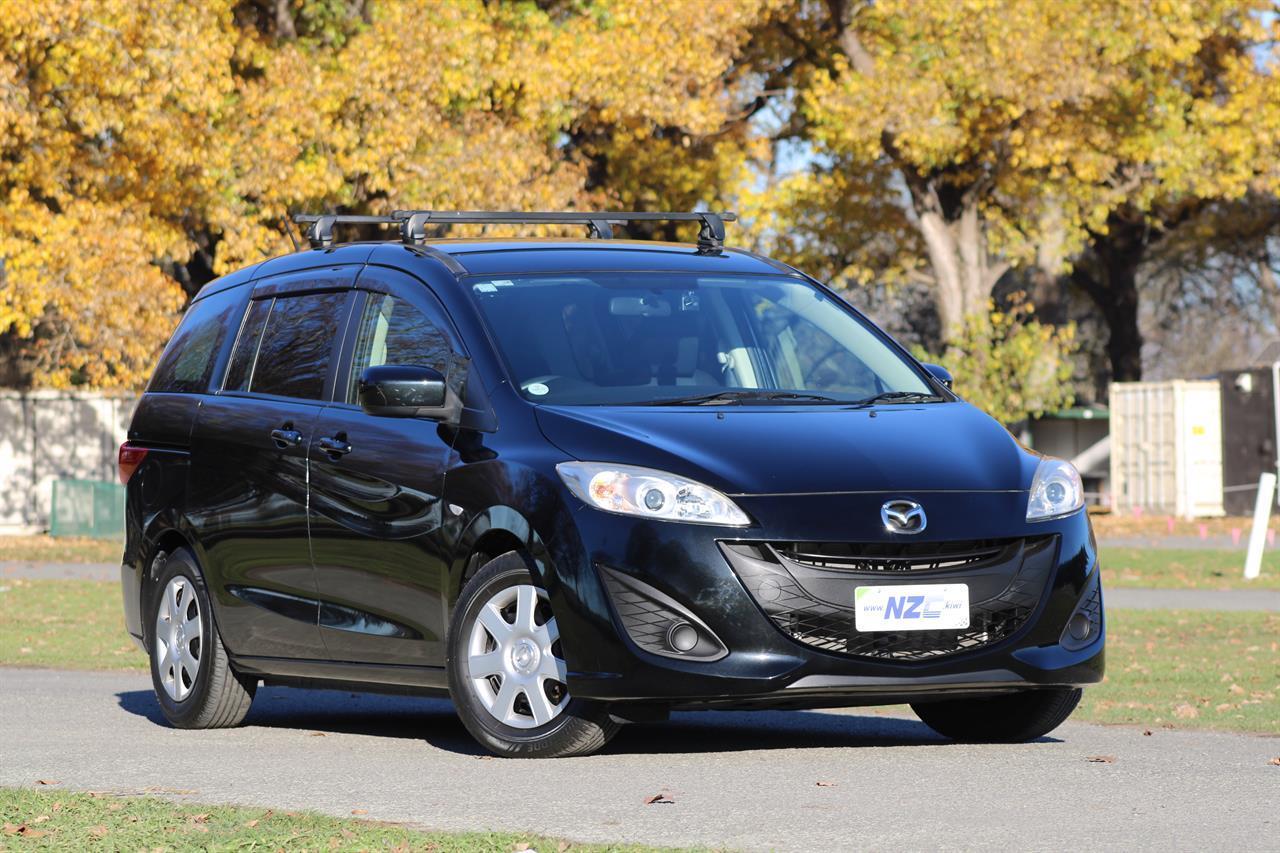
911, 687, 1082, 742
147, 548, 256, 729
446, 553, 618, 757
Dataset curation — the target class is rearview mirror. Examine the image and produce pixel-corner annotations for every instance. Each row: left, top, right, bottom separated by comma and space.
358, 364, 460, 421
922, 362, 953, 389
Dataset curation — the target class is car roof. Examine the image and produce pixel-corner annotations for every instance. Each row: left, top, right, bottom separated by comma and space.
195, 239, 800, 303
416, 238, 796, 277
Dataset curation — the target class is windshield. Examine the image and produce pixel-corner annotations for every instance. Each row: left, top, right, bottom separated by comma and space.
467, 273, 936, 405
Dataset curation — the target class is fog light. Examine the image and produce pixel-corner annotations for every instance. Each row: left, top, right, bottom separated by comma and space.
667, 622, 699, 653
1067, 612, 1092, 642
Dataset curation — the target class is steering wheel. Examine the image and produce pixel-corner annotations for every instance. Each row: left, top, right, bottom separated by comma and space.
802, 347, 845, 385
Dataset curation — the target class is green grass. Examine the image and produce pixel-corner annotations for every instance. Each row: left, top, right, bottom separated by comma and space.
0, 579, 144, 671
3, 580, 1276, 734
1100, 547, 1280, 589
0, 536, 122, 564
1077, 608, 1279, 733
0, 787, 665, 851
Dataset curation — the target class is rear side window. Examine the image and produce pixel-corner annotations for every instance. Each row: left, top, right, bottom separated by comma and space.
223, 298, 272, 393
346, 294, 453, 403
148, 287, 243, 394
223, 291, 349, 401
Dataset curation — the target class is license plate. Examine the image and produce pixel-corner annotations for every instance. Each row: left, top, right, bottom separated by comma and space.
854, 583, 970, 631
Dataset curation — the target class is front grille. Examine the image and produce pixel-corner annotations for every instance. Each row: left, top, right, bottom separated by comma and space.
723, 536, 1057, 662
775, 539, 1012, 572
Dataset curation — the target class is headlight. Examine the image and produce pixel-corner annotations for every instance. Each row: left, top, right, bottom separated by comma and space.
556, 462, 751, 527
1026, 457, 1084, 521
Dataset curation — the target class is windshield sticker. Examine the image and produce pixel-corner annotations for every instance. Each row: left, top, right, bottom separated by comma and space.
492, 279, 515, 287
525, 383, 550, 396
473, 282, 498, 294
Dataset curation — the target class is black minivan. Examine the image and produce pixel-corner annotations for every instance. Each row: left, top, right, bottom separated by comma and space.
120, 210, 1103, 757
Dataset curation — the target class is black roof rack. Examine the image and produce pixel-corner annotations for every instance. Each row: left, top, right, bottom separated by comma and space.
291, 210, 737, 253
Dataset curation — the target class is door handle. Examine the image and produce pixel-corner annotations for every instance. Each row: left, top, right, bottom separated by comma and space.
270, 428, 302, 449
317, 435, 352, 458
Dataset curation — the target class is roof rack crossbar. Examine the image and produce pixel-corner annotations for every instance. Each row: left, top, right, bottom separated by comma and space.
292, 210, 736, 251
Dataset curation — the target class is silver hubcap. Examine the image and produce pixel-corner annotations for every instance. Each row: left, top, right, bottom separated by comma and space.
466, 584, 568, 729
153, 576, 202, 702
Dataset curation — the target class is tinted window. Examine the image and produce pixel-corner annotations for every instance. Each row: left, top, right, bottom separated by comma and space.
223, 298, 272, 393
243, 292, 348, 401
148, 287, 243, 394
467, 273, 933, 405
347, 294, 452, 403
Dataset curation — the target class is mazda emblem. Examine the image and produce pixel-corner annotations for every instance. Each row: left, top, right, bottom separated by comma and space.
881, 500, 926, 535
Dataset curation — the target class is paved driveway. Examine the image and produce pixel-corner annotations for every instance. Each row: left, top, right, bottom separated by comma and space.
1, 668, 1275, 851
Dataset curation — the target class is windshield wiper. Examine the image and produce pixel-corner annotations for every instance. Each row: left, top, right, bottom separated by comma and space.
850, 390, 946, 407
637, 390, 840, 406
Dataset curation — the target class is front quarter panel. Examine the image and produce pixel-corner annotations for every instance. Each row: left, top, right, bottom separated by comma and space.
442, 428, 619, 679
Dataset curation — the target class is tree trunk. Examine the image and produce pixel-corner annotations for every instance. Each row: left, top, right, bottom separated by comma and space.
829, 2, 1004, 343
1097, 251, 1143, 383
1072, 212, 1147, 385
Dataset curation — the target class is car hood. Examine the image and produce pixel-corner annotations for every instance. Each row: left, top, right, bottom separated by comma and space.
535, 401, 1038, 496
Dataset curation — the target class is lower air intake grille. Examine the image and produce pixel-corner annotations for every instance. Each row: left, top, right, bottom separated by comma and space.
723, 536, 1058, 662
598, 566, 727, 661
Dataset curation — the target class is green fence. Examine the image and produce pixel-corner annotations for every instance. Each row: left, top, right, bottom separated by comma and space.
50, 479, 125, 539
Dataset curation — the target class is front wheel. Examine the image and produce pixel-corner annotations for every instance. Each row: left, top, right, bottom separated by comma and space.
911, 687, 1082, 742
446, 553, 618, 757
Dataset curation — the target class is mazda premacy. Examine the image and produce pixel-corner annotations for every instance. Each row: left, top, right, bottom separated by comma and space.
120, 210, 1103, 757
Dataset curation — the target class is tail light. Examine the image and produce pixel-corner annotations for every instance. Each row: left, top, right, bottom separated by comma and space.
118, 442, 148, 484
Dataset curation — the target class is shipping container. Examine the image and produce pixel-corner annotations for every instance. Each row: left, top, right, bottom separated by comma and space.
1219, 365, 1279, 515
1109, 380, 1224, 518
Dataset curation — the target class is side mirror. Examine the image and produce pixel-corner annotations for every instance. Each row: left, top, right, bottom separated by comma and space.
922, 362, 953, 389
358, 364, 459, 421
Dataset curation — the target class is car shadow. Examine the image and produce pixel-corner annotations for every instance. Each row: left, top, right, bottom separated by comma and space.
116, 687, 1060, 755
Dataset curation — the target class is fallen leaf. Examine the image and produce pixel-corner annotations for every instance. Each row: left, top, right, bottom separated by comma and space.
815, 781, 838, 787
1269, 757, 1280, 766
31, 815, 49, 824
310, 732, 327, 737
89, 824, 109, 838
1142, 729, 1152, 736
16, 826, 47, 838
244, 820, 259, 828
51, 802, 63, 812
1085, 755, 1116, 764
190, 814, 210, 824
2, 823, 20, 836
1173, 704, 1199, 719
514, 844, 531, 852
35, 779, 60, 785
351, 809, 368, 815
643, 793, 675, 805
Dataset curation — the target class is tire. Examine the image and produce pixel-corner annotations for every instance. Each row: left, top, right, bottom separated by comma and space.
446, 552, 619, 758
911, 687, 1082, 743
147, 548, 256, 729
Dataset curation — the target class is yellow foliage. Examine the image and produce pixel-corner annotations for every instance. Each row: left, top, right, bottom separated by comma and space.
916, 295, 1077, 425
793, 0, 1280, 279
0, 0, 779, 387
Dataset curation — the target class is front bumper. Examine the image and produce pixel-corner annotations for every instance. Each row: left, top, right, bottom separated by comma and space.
551, 493, 1104, 708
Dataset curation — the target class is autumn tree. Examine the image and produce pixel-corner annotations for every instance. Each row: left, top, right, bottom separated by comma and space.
751, 0, 1280, 389
0, 0, 784, 387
